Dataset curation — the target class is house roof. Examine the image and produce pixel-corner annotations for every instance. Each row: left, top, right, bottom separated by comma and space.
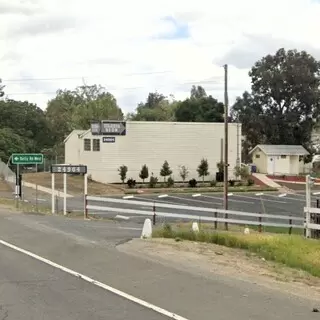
249, 144, 309, 156
63, 130, 87, 143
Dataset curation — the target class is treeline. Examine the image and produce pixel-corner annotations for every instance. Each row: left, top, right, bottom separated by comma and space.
1, 47, 320, 163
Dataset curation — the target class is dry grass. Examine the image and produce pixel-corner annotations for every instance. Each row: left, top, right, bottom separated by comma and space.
0, 179, 13, 192
153, 224, 320, 277
23, 172, 124, 196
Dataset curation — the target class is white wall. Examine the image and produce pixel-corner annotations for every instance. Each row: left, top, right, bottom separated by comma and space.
65, 121, 242, 183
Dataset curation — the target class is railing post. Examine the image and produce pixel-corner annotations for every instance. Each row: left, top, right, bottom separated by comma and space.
258, 212, 262, 233
153, 201, 156, 225
84, 194, 88, 219
214, 212, 217, 229
289, 215, 292, 235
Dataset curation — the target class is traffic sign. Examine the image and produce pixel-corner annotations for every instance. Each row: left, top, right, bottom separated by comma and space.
91, 120, 126, 136
50, 165, 87, 174
12, 153, 43, 164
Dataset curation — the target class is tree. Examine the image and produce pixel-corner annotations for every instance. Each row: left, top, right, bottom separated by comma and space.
234, 165, 250, 180
197, 158, 209, 182
160, 160, 172, 182
0, 128, 27, 162
118, 165, 128, 183
175, 87, 224, 122
250, 48, 320, 148
0, 79, 5, 98
0, 99, 53, 153
127, 91, 177, 121
179, 165, 189, 183
46, 85, 124, 148
139, 164, 149, 183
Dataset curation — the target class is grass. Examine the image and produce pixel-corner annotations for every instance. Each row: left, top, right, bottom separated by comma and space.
23, 172, 124, 195
153, 223, 320, 277
0, 197, 51, 215
124, 186, 278, 194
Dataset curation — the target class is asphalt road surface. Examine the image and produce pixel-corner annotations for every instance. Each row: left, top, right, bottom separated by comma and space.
14, 189, 317, 226
85, 191, 313, 225
0, 209, 319, 319
0, 245, 169, 320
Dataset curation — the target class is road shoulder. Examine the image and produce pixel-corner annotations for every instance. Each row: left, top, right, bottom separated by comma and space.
118, 238, 320, 302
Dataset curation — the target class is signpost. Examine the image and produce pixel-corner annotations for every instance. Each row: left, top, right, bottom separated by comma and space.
50, 164, 88, 218
91, 120, 126, 136
11, 153, 44, 200
12, 153, 43, 164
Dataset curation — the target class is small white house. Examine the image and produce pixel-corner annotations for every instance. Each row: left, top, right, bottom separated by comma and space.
64, 121, 242, 184
249, 144, 309, 175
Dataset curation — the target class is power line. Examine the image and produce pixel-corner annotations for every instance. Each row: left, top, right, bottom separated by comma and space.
2, 71, 179, 83
5, 79, 225, 96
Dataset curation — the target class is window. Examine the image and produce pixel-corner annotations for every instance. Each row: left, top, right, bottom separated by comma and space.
281, 155, 286, 159
255, 154, 260, 159
84, 139, 91, 151
93, 139, 100, 151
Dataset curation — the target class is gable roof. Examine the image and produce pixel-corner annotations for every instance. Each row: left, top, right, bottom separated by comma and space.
63, 130, 87, 143
249, 144, 309, 156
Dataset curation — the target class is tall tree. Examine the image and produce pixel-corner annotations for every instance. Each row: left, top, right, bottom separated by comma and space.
46, 84, 123, 146
249, 48, 320, 147
175, 86, 224, 122
0, 99, 53, 152
127, 92, 177, 121
0, 79, 5, 98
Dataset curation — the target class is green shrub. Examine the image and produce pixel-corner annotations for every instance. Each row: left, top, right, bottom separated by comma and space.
149, 175, 158, 188
228, 179, 235, 186
210, 180, 217, 187
247, 178, 254, 186
127, 178, 136, 188
167, 176, 175, 187
188, 178, 197, 188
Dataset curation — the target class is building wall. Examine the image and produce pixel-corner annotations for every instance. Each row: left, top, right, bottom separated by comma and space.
251, 148, 267, 173
64, 130, 84, 165
65, 121, 242, 183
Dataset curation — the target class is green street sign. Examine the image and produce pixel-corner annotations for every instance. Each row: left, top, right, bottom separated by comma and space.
11, 153, 44, 165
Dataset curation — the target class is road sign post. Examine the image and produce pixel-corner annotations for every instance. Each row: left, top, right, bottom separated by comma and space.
11, 153, 44, 199
50, 164, 88, 218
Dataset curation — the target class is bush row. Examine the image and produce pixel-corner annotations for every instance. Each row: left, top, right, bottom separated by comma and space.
118, 160, 254, 189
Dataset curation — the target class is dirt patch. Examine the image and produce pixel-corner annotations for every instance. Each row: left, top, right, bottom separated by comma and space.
118, 238, 320, 301
0, 179, 13, 192
23, 172, 124, 195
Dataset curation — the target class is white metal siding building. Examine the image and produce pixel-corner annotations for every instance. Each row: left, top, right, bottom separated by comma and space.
64, 121, 242, 184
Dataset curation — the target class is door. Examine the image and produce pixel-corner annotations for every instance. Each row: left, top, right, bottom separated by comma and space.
267, 156, 275, 174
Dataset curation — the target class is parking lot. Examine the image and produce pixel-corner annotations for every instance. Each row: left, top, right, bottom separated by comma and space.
86, 191, 317, 225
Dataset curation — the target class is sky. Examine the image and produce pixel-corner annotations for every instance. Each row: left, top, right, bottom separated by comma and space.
1, 0, 320, 114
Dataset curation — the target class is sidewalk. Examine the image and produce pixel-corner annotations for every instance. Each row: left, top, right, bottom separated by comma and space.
252, 173, 282, 189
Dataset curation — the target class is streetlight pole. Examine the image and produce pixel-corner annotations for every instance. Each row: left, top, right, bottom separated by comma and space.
223, 64, 229, 229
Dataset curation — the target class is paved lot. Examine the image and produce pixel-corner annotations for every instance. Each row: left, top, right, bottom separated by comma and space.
0, 244, 167, 320
86, 192, 316, 226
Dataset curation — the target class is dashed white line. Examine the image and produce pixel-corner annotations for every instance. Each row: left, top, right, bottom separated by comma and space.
0, 239, 189, 320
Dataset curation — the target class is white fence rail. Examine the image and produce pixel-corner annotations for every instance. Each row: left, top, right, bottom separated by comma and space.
86, 196, 305, 231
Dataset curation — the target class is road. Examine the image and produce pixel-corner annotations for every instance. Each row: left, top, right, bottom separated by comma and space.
0, 209, 319, 319
13, 188, 317, 226
0, 244, 168, 320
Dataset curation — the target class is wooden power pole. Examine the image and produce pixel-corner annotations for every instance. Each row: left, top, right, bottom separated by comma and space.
223, 64, 229, 229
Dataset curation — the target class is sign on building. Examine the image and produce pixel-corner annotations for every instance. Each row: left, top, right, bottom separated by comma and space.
50, 165, 87, 174
90, 120, 126, 136
102, 137, 116, 143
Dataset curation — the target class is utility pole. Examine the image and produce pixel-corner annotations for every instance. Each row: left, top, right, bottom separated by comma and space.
223, 64, 229, 227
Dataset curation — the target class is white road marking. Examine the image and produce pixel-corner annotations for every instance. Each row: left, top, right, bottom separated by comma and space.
123, 195, 134, 199
231, 194, 287, 204
168, 195, 221, 205
0, 239, 189, 320
202, 195, 254, 204
118, 227, 142, 231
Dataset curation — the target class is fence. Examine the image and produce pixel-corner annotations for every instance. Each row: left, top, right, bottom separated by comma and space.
86, 195, 305, 234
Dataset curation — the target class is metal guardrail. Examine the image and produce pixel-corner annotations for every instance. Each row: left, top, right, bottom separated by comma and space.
86, 196, 304, 231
